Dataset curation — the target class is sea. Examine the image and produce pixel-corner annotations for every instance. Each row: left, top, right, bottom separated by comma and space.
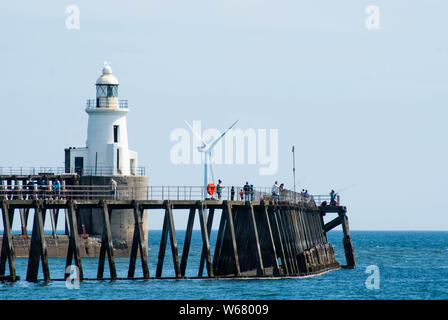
0, 230, 447, 300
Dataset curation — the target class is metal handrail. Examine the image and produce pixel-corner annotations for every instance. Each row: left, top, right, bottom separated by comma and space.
86, 98, 128, 109
0, 166, 146, 176
67, 166, 146, 176
0, 184, 341, 205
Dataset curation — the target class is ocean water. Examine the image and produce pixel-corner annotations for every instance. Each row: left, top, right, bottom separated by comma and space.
0, 230, 447, 300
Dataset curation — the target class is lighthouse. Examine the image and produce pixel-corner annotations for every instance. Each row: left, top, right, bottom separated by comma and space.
65, 63, 138, 175
64, 63, 148, 253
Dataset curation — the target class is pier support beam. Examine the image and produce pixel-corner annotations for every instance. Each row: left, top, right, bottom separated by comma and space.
248, 202, 264, 276
0, 201, 16, 281
156, 201, 181, 278
225, 201, 240, 276
26, 201, 50, 282
321, 206, 356, 269
97, 201, 117, 280
19, 208, 28, 237
198, 205, 214, 277
65, 201, 84, 280
269, 204, 288, 275
261, 201, 280, 276
180, 206, 196, 277
339, 210, 356, 269
128, 201, 150, 279
212, 201, 241, 277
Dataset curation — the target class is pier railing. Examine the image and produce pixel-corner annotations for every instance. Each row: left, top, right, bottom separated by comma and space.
86, 98, 128, 109
0, 166, 146, 176
0, 184, 340, 205
0, 167, 67, 175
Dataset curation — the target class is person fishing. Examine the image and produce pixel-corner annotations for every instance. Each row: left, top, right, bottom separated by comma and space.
330, 189, 337, 206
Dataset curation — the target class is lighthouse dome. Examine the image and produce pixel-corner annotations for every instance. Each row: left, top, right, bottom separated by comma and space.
96, 63, 119, 85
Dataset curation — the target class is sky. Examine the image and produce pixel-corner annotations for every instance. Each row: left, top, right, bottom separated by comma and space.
0, 1, 447, 230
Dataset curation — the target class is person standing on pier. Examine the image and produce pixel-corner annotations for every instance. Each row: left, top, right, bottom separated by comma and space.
330, 189, 337, 206
243, 182, 251, 201
111, 178, 118, 200
279, 183, 285, 200
216, 179, 224, 200
271, 181, 280, 200
52, 179, 61, 199
230, 186, 235, 200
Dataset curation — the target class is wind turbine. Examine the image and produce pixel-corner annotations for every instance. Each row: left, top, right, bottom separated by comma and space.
184, 120, 239, 199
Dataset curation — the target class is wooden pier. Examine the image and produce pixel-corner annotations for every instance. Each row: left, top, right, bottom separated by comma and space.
0, 198, 355, 282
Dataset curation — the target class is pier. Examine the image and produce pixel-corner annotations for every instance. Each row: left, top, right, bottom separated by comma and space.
0, 180, 355, 282
0, 65, 356, 283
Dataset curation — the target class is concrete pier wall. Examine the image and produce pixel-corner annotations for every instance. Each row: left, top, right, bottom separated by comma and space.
78, 175, 148, 247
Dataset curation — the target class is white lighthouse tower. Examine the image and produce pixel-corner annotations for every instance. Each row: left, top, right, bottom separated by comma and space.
64, 63, 148, 249
65, 63, 138, 175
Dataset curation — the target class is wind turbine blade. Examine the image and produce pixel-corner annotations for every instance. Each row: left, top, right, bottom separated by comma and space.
184, 120, 208, 148
207, 120, 239, 150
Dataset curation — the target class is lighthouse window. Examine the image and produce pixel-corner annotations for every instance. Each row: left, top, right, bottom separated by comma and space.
96, 85, 107, 97
107, 85, 118, 97
113, 125, 119, 143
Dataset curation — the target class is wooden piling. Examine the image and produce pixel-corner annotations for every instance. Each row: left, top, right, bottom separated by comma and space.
269, 204, 288, 275
180, 206, 196, 277
198, 206, 214, 277
128, 201, 150, 279
286, 207, 300, 269
49, 209, 57, 240
339, 210, 356, 268
277, 207, 297, 274
261, 201, 280, 276
224, 201, 240, 276
212, 205, 227, 275
166, 201, 181, 278
97, 201, 117, 280
0, 201, 16, 281
26, 201, 50, 282
156, 201, 181, 278
65, 201, 83, 280
19, 208, 27, 237
247, 203, 264, 276
156, 205, 169, 277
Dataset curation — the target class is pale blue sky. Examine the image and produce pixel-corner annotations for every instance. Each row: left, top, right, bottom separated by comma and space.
0, 1, 447, 230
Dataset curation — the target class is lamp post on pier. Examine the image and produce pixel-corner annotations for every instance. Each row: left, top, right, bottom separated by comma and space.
292, 145, 296, 203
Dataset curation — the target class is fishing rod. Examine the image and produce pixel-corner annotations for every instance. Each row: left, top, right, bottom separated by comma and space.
335, 184, 356, 194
